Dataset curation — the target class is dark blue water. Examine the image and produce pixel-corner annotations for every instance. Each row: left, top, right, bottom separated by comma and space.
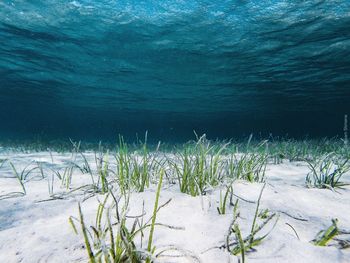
1, 1, 350, 142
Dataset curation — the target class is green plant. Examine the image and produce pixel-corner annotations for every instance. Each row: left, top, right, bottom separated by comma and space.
230, 151, 268, 182
311, 219, 350, 249
56, 141, 82, 190
95, 150, 110, 194
171, 148, 196, 196
115, 135, 132, 195
312, 219, 339, 246
171, 134, 228, 196
70, 170, 169, 262
146, 169, 163, 262
9, 162, 27, 195
305, 153, 350, 189
60, 164, 75, 189
36, 162, 45, 179
72, 194, 143, 262
130, 133, 161, 193
9, 161, 39, 181
78, 203, 96, 263
217, 185, 232, 215
227, 184, 278, 260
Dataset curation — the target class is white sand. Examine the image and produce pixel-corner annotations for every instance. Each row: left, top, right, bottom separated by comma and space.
0, 151, 349, 262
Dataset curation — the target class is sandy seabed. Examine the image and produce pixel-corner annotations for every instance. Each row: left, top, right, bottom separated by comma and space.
0, 151, 349, 263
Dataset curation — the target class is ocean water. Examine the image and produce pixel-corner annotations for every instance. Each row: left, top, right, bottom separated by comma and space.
0, 1, 349, 143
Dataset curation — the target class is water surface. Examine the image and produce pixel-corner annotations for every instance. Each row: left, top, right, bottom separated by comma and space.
1, 1, 349, 142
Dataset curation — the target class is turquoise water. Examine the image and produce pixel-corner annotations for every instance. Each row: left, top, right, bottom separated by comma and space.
0, 1, 349, 142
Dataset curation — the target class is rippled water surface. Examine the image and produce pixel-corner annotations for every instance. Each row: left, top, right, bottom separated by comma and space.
1, 1, 350, 141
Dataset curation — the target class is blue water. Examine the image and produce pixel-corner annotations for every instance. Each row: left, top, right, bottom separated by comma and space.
0, 1, 350, 142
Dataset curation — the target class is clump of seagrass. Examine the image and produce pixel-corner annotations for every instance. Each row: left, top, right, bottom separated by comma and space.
69, 171, 198, 262
305, 153, 350, 189
114, 134, 162, 194
225, 184, 278, 263
312, 219, 350, 249
0, 161, 33, 200
169, 134, 229, 196
228, 152, 268, 183
1, 159, 50, 200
